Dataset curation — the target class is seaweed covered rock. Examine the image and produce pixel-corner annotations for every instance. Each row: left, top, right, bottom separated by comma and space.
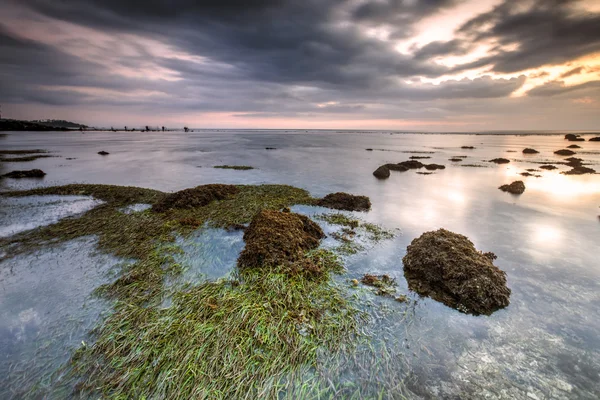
237, 210, 325, 269
522, 148, 539, 154
1, 169, 46, 178
402, 229, 510, 315
318, 192, 371, 212
373, 165, 390, 179
554, 149, 576, 156
489, 158, 510, 164
499, 181, 525, 194
152, 184, 239, 212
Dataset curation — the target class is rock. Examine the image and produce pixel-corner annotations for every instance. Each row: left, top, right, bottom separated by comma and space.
384, 163, 409, 171
98, 151, 110, 155
424, 163, 445, 170
1, 169, 46, 178
562, 166, 596, 175
567, 144, 581, 149
461, 146, 475, 149
522, 148, 539, 154
365, 148, 374, 151
409, 156, 431, 159
152, 184, 239, 212
520, 172, 541, 177
449, 158, 463, 162
554, 149, 576, 156
565, 133, 585, 141
317, 192, 371, 212
265, 147, 277, 150
417, 172, 433, 175
564, 157, 583, 167
489, 158, 510, 164
237, 209, 324, 270
499, 181, 525, 194
373, 165, 391, 179
402, 229, 510, 315
589, 137, 600, 142
540, 165, 558, 170
397, 160, 425, 169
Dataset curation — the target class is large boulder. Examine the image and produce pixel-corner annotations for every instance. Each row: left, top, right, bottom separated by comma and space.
373, 165, 390, 179
402, 229, 510, 315
152, 184, 239, 212
1, 169, 46, 178
499, 181, 525, 194
237, 209, 324, 269
317, 192, 371, 212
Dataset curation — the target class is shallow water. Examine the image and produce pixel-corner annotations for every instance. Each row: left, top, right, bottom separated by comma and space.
1, 130, 599, 398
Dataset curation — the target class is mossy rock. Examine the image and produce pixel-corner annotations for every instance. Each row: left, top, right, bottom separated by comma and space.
152, 184, 239, 212
238, 209, 325, 271
317, 192, 371, 212
402, 229, 510, 315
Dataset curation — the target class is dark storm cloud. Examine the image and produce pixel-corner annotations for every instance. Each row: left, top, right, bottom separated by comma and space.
1, 0, 599, 126
456, 0, 600, 73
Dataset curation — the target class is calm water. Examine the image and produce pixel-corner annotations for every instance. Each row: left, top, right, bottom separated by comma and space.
1, 130, 599, 399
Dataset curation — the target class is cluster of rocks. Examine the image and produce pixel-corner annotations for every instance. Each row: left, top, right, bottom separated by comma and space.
565, 133, 585, 142
373, 160, 445, 179
561, 157, 596, 175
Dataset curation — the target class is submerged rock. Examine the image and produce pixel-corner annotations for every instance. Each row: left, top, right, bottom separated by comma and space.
237, 209, 324, 270
152, 184, 239, 212
98, 151, 110, 155
489, 158, 510, 164
499, 181, 525, 194
373, 165, 390, 179
589, 137, 600, 142
540, 165, 558, 170
1, 169, 46, 179
384, 163, 409, 171
424, 163, 445, 170
554, 149, 576, 156
522, 148, 539, 154
397, 160, 425, 169
402, 229, 510, 315
318, 192, 371, 212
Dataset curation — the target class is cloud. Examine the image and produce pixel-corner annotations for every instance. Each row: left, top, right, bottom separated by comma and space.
0, 0, 599, 129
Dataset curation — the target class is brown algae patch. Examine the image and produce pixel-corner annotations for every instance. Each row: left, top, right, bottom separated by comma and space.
152, 184, 239, 212
402, 229, 510, 315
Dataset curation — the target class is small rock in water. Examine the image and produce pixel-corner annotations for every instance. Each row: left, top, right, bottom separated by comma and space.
98, 151, 110, 155
565, 133, 585, 142
461, 146, 475, 149
449, 158, 463, 162
567, 144, 581, 149
522, 148, 539, 154
317, 192, 371, 212
540, 165, 558, 170
373, 165, 390, 179
499, 181, 526, 194
554, 149, 576, 156
489, 158, 510, 164
589, 136, 600, 142
1, 169, 46, 178
424, 163, 445, 170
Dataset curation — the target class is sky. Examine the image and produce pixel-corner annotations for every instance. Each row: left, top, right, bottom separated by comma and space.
0, 0, 599, 131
